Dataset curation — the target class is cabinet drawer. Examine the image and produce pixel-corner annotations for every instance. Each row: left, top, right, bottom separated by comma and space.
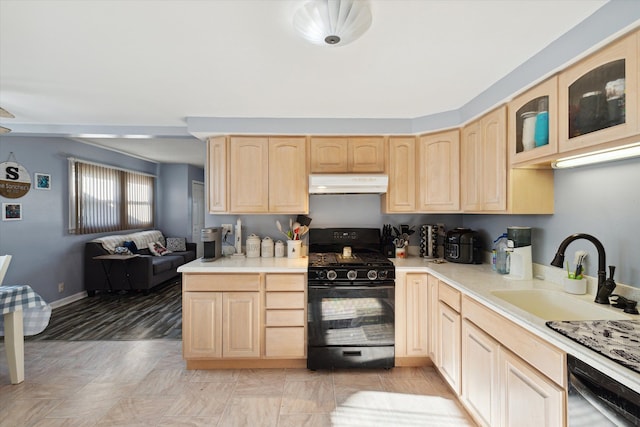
266, 309, 305, 326
462, 296, 566, 387
265, 292, 305, 309
265, 274, 305, 291
265, 327, 305, 357
439, 281, 461, 312
183, 274, 260, 292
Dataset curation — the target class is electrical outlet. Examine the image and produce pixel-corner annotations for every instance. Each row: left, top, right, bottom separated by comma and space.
58, 282, 64, 293
221, 224, 233, 236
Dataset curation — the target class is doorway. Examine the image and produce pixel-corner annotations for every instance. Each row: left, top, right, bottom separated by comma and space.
191, 181, 205, 259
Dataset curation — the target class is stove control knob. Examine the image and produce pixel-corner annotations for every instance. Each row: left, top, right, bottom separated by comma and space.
367, 270, 378, 280
347, 270, 358, 281
378, 270, 388, 280
317, 270, 327, 280
327, 270, 337, 281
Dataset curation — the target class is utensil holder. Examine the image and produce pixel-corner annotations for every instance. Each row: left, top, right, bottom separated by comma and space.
563, 277, 587, 295
287, 240, 302, 259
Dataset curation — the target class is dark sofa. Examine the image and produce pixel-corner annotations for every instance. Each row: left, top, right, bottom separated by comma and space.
84, 230, 196, 295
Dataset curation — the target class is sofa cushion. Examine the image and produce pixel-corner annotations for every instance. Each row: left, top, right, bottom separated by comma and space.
168, 255, 186, 269
151, 256, 174, 274
171, 250, 197, 264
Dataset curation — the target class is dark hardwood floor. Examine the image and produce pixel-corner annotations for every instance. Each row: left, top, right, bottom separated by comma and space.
27, 279, 182, 341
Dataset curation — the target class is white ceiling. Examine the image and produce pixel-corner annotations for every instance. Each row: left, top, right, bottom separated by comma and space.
0, 0, 614, 167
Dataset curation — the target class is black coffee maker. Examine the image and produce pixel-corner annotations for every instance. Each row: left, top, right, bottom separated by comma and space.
201, 228, 221, 262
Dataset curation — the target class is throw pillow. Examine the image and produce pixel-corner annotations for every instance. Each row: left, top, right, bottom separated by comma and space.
148, 241, 172, 256
166, 237, 187, 252
123, 240, 139, 254
114, 246, 132, 255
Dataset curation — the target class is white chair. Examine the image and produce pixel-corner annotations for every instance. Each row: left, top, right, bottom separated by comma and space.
0, 255, 11, 285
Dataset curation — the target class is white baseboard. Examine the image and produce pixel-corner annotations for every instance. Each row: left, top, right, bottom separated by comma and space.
49, 291, 88, 309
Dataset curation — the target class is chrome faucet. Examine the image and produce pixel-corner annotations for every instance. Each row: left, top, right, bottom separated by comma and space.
550, 233, 616, 304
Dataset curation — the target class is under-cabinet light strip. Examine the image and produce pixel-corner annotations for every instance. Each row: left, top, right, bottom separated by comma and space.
552, 142, 640, 169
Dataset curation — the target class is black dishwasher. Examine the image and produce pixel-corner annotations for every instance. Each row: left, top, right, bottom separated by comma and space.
567, 354, 640, 426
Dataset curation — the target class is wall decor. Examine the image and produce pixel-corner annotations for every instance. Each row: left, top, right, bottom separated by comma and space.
0, 153, 31, 198
2, 203, 22, 221
34, 173, 51, 190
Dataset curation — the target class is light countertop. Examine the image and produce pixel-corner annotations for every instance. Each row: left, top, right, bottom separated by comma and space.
178, 255, 639, 391
394, 257, 640, 392
178, 256, 308, 273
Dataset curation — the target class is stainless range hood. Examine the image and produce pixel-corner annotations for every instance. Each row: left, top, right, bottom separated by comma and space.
308, 174, 388, 194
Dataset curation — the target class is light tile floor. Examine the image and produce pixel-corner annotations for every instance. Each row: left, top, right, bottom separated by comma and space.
0, 340, 477, 426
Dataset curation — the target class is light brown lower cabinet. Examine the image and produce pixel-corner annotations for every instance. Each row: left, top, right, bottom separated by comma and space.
183, 290, 260, 359
264, 273, 306, 358
500, 347, 565, 427
183, 291, 223, 358
182, 272, 306, 367
395, 272, 430, 366
461, 319, 500, 427
405, 273, 429, 357
438, 300, 461, 395
461, 295, 566, 427
222, 292, 260, 358
437, 280, 462, 394
427, 274, 439, 364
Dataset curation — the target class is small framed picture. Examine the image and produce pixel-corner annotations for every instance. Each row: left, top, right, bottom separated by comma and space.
2, 203, 22, 221
35, 173, 51, 190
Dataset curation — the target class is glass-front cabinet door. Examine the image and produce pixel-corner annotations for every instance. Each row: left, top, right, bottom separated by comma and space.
558, 31, 638, 153
508, 76, 558, 165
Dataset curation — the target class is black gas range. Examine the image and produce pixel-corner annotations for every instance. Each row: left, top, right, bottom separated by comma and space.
308, 252, 395, 283
307, 228, 395, 370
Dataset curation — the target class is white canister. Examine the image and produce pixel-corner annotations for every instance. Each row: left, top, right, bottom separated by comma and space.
287, 240, 302, 259
275, 240, 285, 258
246, 234, 261, 258
521, 111, 537, 151
261, 237, 274, 258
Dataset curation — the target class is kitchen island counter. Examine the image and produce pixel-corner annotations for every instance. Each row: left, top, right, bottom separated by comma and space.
178, 256, 308, 273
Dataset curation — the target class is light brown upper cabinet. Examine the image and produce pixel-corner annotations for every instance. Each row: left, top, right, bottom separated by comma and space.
268, 137, 308, 213
558, 30, 638, 153
508, 76, 559, 166
384, 131, 459, 214
207, 136, 228, 213
462, 107, 553, 214
310, 136, 385, 173
229, 136, 307, 214
383, 136, 416, 213
230, 136, 270, 213
461, 107, 507, 212
417, 129, 460, 212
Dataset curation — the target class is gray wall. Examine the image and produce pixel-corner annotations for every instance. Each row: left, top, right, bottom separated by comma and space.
207, 197, 463, 249
157, 163, 204, 240
206, 157, 640, 289
463, 157, 640, 288
0, 135, 203, 303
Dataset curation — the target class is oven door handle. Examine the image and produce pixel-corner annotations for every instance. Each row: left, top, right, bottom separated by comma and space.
309, 285, 395, 291
570, 372, 635, 425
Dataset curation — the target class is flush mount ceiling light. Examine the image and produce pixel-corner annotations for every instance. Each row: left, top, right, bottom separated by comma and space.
293, 0, 372, 46
552, 142, 640, 169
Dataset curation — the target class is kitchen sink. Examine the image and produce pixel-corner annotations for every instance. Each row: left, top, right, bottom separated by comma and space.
490, 289, 630, 321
